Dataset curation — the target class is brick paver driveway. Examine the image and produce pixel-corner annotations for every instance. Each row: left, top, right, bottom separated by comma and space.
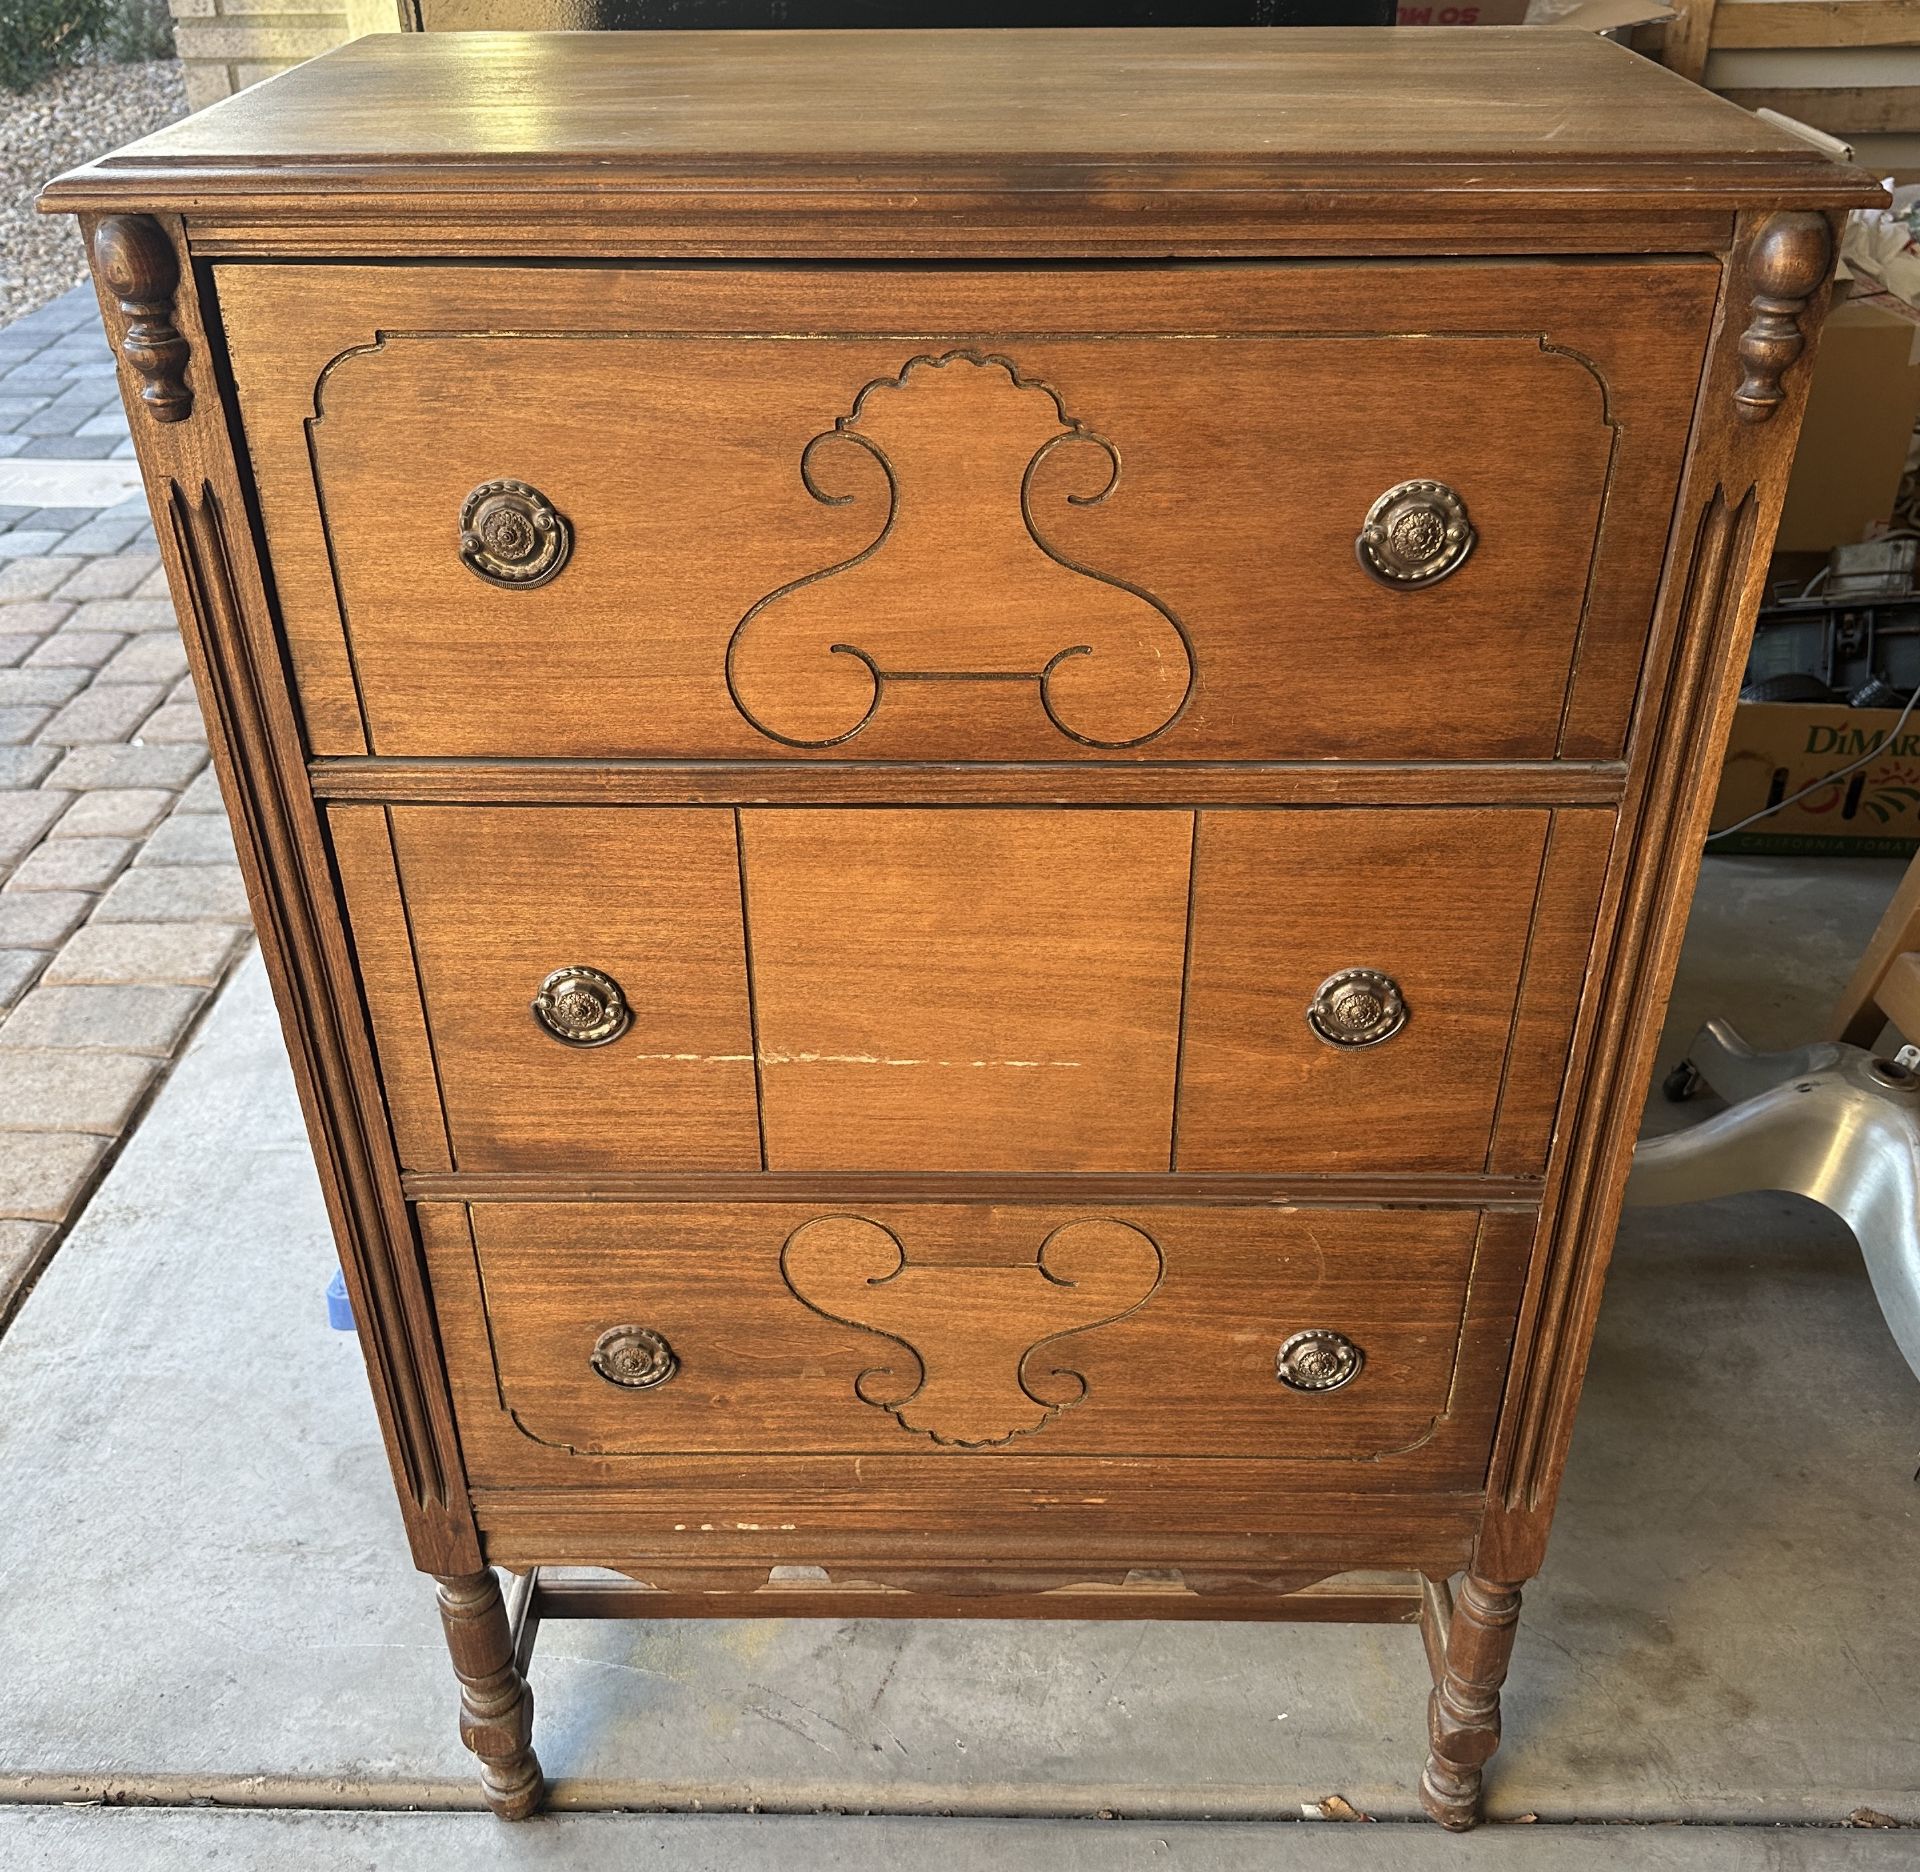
0, 286, 252, 1316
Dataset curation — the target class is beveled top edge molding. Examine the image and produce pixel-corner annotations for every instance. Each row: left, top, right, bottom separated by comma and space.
33, 26, 1883, 216
38, 26, 1884, 234
39, 165, 1884, 226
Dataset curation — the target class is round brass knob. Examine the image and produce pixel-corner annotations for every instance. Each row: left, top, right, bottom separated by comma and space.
591, 1325, 678, 1390
1307, 967, 1407, 1049
459, 478, 571, 588
1356, 480, 1475, 588
1276, 1329, 1364, 1394
531, 965, 630, 1047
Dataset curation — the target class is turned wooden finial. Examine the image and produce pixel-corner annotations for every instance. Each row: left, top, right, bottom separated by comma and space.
1732, 212, 1833, 425
91, 214, 191, 424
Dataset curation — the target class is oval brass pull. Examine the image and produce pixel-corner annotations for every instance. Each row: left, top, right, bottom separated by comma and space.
1307, 967, 1407, 1049
1356, 479, 1474, 588
591, 1325, 678, 1390
531, 965, 630, 1047
459, 478, 571, 588
1276, 1329, 1363, 1394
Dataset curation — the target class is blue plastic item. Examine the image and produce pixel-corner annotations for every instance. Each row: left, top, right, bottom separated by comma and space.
326, 1267, 355, 1331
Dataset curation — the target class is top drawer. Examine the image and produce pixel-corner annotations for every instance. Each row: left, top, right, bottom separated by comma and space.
221, 261, 1716, 763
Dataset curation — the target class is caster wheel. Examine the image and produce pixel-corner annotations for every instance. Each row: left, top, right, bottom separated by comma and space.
1662, 1058, 1704, 1103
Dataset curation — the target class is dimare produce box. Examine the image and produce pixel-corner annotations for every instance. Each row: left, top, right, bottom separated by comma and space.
1710, 702, 1920, 858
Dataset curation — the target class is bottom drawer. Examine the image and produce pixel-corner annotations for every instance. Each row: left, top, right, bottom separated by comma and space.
422, 1201, 1532, 1501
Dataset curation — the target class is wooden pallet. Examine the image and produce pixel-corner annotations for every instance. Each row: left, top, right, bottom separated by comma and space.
1646, 1, 1920, 142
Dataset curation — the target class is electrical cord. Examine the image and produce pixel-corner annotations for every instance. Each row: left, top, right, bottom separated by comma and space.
1706, 679, 1920, 841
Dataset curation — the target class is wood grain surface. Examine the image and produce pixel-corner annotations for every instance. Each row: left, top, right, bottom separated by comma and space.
517, 1566, 1431, 1625
422, 1200, 1528, 1484
372, 805, 761, 1172
305, 329, 1612, 761
307, 757, 1630, 810
1177, 808, 1604, 1175
326, 804, 452, 1172
742, 807, 1191, 1171
1477, 210, 1853, 1588
334, 803, 1604, 1178
42, 28, 1883, 231
220, 261, 1713, 763
1486, 809, 1617, 1176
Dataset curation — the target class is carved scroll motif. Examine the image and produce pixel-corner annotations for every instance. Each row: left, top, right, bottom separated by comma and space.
780, 1214, 1164, 1447
727, 351, 1193, 748
92, 215, 191, 425
1732, 212, 1833, 425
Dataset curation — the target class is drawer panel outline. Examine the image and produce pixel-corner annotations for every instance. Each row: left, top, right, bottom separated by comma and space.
333, 802, 1612, 1180
217, 260, 1717, 764
419, 1200, 1529, 1479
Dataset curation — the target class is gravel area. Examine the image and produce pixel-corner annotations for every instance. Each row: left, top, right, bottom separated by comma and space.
1, 59, 188, 326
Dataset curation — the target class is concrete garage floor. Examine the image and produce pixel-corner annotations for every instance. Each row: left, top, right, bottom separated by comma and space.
0, 855, 1915, 1867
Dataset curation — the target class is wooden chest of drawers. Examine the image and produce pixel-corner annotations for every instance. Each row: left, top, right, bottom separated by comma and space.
46, 26, 1876, 1826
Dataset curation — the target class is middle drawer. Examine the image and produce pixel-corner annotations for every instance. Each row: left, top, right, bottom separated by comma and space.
333, 803, 1610, 1179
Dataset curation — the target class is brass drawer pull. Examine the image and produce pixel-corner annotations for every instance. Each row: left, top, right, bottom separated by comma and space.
591, 1325, 678, 1390
531, 965, 630, 1047
1356, 479, 1474, 588
1307, 967, 1407, 1049
459, 478, 572, 588
1276, 1329, 1363, 1393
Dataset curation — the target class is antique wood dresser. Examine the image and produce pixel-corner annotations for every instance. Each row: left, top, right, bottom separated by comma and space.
45, 27, 1876, 1825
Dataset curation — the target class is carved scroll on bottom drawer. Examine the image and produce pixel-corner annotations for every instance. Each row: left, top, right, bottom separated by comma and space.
420, 1201, 1532, 1491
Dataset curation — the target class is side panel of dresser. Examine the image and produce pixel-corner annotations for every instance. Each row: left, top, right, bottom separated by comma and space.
76, 211, 482, 1575
1410, 211, 1843, 1827
1476, 211, 1845, 1587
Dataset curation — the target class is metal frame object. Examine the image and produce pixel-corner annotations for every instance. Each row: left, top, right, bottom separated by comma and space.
1627, 1018, 1920, 1382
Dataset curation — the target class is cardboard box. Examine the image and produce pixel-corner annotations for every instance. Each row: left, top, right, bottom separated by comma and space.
1776, 293, 1920, 555
1395, 1, 1668, 27
1710, 701, 1920, 857
1397, 2, 1528, 21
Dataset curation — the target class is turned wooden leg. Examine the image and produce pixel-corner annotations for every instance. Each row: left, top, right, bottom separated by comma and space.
1421, 1571, 1523, 1830
435, 1569, 543, 1820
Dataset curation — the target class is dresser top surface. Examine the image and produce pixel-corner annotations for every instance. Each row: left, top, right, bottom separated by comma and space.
43, 27, 1877, 216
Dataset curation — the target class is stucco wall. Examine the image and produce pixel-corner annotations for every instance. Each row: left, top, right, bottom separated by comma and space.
168, 0, 402, 112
